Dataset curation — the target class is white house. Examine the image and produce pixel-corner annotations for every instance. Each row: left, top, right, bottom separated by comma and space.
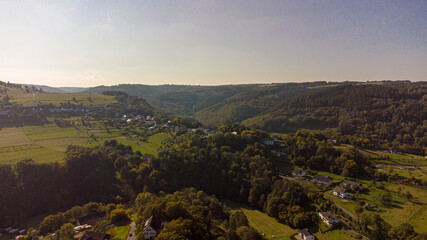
298, 228, 315, 240
319, 212, 340, 227
333, 187, 349, 199
292, 169, 306, 177
263, 139, 274, 146
143, 216, 170, 240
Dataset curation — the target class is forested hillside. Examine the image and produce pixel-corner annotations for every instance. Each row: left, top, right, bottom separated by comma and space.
244, 83, 427, 154
82, 84, 193, 99
151, 82, 338, 122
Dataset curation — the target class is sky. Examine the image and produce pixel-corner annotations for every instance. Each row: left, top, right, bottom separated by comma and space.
0, 0, 426, 87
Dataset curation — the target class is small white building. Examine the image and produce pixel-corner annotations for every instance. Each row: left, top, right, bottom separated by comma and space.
143, 216, 170, 240
333, 187, 349, 199
263, 139, 274, 146
319, 212, 340, 227
298, 228, 315, 240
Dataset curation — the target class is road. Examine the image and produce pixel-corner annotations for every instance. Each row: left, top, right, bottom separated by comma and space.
127, 222, 136, 240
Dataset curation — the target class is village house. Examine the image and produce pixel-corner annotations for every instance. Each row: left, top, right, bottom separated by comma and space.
292, 169, 306, 177
143, 216, 170, 240
333, 186, 349, 199
312, 175, 332, 186
319, 212, 340, 227
74, 224, 91, 232
341, 180, 362, 191
298, 228, 315, 240
263, 138, 274, 146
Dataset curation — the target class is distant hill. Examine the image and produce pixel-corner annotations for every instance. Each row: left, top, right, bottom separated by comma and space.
18, 84, 88, 93
242, 82, 427, 154
57, 87, 88, 93
150, 82, 340, 124
82, 84, 193, 99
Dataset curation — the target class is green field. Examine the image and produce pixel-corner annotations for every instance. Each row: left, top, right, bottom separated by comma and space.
326, 181, 427, 234
358, 149, 427, 166
0, 120, 171, 164
226, 201, 296, 240
107, 225, 131, 240
3, 86, 116, 107
316, 228, 357, 240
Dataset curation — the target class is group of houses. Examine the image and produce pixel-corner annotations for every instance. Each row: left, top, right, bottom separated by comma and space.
297, 211, 341, 240
332, 180, 363, 199
113, 114, 154, 123
48, 107, 91, 113
291, 168, 364, 201
263, 136, 287, 157
0, 227, 27, 239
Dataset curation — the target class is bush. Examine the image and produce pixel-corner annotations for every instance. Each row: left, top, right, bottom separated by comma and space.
110, 208, 130, 223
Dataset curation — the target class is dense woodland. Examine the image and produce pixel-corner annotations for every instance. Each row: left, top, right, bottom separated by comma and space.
244, 83, 427, 155
1, 126, 425, 239
85, 81, 426, 155
134, 189, 264, 240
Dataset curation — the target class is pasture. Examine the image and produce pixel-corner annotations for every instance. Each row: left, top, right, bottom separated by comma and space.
4, 86, 116, 107
107, 225, 131, 240
0, 119, 171, 164
226, 201, 296, 240
357, 149, 426, 166
326, 180, 427, 234
316, 228, 357, 240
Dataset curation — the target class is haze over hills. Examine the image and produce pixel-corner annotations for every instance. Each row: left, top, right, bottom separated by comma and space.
19, 84, 88, 93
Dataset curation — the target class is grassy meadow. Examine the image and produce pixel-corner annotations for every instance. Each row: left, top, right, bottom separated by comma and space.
319, 170, 427, 234
226, 201, 297, 240
107, 225, 131, 240
3, 86, 116, 107
0, 119, 172, 164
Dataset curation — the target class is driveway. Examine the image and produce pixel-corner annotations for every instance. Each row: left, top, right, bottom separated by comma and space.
127, 222, 136, 240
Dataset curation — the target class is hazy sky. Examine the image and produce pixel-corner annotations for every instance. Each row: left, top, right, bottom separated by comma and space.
0, 0, 426, 87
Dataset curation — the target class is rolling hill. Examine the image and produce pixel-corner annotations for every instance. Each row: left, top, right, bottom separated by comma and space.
242, 82, 427, 154
82, 84, 194, 99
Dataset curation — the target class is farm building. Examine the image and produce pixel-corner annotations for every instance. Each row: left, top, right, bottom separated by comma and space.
319, 212, 340, 227
333, 187, 349, 199
298, 228, 315, 240
312, 175, 332, 186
